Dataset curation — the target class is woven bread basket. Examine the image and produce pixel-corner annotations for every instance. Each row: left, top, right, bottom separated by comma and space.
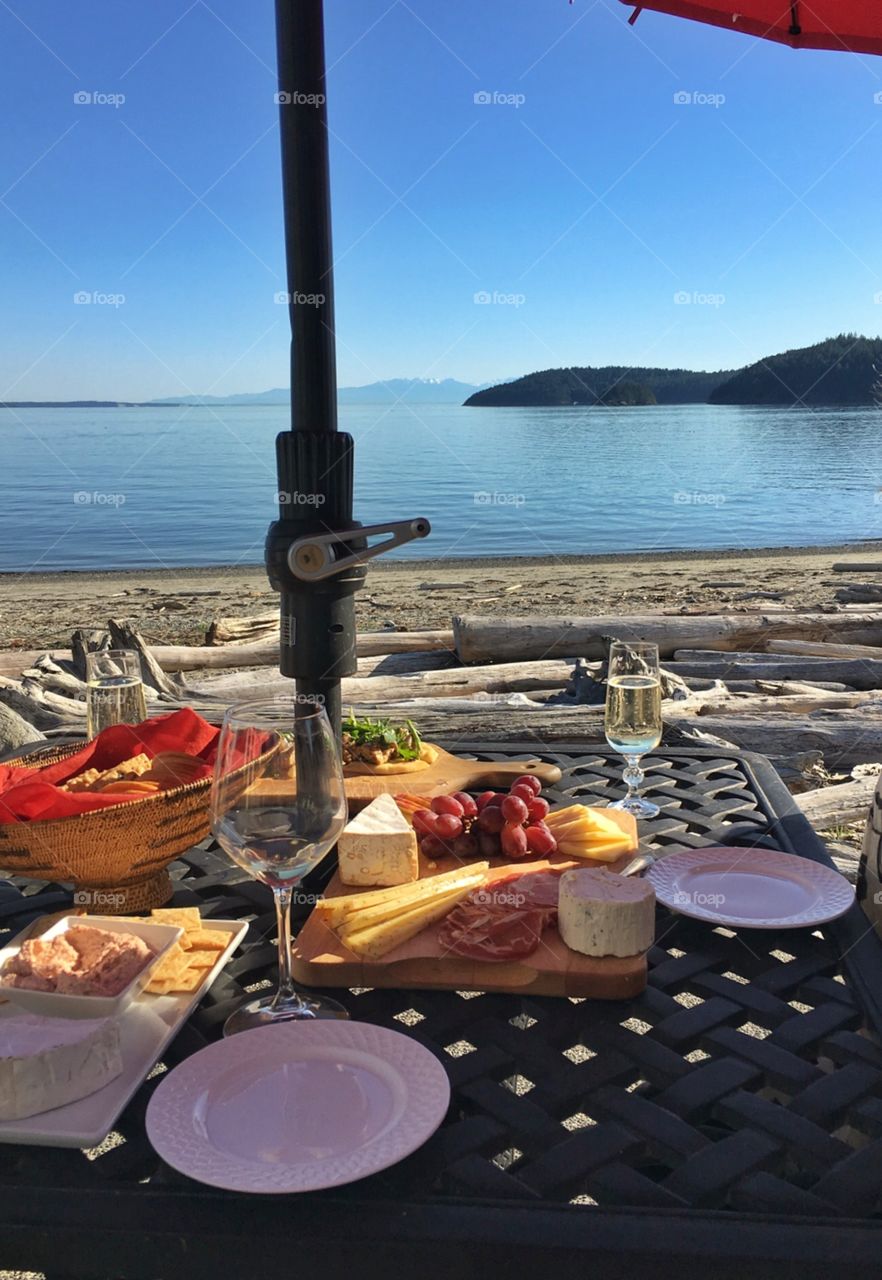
0, 739, 269, 913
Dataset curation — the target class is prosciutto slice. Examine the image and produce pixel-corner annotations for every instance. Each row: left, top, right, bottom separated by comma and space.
438, 868, 567, 960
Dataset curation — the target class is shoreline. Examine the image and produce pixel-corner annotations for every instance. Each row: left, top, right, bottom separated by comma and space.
2, 542, 880, 651
3, 539, 882, 583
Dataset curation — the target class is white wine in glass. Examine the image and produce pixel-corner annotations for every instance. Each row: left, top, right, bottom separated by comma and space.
85, 649, 147, 738
604, 641, 662, 819
210, 698, 348, 1034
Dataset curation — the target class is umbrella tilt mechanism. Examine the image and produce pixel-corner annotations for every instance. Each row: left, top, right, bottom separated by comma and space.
288, 518, 431, 583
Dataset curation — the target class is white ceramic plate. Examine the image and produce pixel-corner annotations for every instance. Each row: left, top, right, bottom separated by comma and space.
0, 918, 248, 1147
145, 1021, 451, 1193
648, 845, 855, 930
0, 915, 183, 1019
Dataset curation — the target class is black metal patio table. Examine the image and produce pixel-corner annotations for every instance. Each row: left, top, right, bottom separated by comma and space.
3, 741, 882, 1280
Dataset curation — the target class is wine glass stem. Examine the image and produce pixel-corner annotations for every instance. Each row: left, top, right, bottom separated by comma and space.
623, 754, 644, 803
271, 885, 306, 1010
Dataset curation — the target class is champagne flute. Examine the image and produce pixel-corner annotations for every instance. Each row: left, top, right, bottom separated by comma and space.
85, 649, 147, 737
604, 641, 662, 819
210, 697, 348, 1034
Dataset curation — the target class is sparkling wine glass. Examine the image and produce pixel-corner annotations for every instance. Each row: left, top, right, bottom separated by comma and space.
85, 649, 147, 738
604, 641, 662, 819
211, 698, 348, 1034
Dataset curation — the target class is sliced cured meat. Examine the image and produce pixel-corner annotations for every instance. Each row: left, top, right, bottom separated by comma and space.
495, 867, 566, 910
438, 902, 551, 961
436, 866, 571, 961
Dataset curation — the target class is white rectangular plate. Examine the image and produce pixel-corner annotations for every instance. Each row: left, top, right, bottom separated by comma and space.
0, 917, 249, 1148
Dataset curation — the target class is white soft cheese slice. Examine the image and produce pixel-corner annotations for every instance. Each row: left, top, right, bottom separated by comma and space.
558, 867, 655, 958
337, 793, 419, 887
0, 1014, 124, 1121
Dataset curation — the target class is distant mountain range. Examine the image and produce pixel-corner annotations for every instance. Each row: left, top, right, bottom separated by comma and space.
147, 378, 491, 407
6, 339, 881, 409
0, 378, 493, 410
466, 336, 882, 408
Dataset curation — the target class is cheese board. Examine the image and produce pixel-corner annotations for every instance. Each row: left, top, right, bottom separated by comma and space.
292, 808, 646, 1000
342, 746, 562, 810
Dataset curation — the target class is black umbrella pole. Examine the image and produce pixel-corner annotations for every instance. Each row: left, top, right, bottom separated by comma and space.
267, 0, 366, 737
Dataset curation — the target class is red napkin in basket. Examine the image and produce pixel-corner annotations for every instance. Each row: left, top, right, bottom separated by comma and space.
0, 708, 219, 823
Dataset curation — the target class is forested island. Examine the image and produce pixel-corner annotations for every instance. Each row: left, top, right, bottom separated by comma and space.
464, 365, 729, 407
709, 335, 882, 406
465, 335, 882, 408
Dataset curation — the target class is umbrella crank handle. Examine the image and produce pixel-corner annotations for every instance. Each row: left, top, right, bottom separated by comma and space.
287, 518, 431, 582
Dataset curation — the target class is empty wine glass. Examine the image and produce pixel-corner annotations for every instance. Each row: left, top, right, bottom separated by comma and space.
210, 698, 348, 1034
604, 641, 662, 819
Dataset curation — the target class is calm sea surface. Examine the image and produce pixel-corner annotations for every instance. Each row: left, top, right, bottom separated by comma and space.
2, 403, 882, 572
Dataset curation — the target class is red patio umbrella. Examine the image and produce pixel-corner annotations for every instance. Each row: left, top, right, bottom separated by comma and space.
622, 1, 882, 54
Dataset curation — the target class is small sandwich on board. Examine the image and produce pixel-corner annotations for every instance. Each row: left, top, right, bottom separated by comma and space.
340, 713, 437, 776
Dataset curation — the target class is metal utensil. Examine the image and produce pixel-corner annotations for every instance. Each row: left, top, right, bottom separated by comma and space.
620, 852, 655, 878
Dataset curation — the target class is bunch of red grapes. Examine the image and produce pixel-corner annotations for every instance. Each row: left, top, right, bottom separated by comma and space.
412, 776, 558, 861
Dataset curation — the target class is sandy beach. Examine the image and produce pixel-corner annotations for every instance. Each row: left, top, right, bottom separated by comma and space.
1, 542, 880, 652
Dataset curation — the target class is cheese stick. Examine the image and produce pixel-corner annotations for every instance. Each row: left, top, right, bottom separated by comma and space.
315, 862, 490, 929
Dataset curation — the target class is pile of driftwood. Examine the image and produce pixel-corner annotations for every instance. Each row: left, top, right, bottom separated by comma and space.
2, 606, 882, 871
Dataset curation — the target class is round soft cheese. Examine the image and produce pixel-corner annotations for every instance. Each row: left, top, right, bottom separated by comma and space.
0, 1014, 123, 1122
558, 867, 655, 958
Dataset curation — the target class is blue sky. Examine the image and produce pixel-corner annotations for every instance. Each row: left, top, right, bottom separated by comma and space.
2, 0, 882, 400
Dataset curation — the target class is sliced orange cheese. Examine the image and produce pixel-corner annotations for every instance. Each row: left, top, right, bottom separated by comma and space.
340, 883, 477, 960
335, 871, 485, 934
314, 862, 489, 930
556, 835, 632, 862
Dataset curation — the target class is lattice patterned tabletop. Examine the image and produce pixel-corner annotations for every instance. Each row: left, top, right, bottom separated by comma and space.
2, 744, 882, 1280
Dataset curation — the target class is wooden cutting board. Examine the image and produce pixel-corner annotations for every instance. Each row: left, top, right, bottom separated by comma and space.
292, 809, 646, 1000
343, 745, 562, 810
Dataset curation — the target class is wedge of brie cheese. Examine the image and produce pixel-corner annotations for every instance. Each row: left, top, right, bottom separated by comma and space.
337, 793, 419, 887
0, 1014, 124, 1121
558, 867, 655, 958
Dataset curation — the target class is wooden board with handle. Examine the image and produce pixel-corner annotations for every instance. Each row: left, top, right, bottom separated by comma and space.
292, 808, 647, 1000
342, 744, 562, 810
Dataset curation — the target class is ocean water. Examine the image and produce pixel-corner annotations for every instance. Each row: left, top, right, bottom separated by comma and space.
2, 402, 882, 572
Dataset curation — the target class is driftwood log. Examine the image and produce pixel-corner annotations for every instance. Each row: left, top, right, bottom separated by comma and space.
0, 628, 458, 679
667, 656, 882, 690
453, 612, 882, 664
766, 639, 882, 660
796, 776, 879, 827
206, 611, 279, 645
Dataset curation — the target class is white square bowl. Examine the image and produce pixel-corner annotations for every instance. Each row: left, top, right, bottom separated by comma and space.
0, 915, 183, 1019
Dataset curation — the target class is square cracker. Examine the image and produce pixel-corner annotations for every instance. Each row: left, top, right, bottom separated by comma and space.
150, 907, 202, 934
184, 929, 228, 953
